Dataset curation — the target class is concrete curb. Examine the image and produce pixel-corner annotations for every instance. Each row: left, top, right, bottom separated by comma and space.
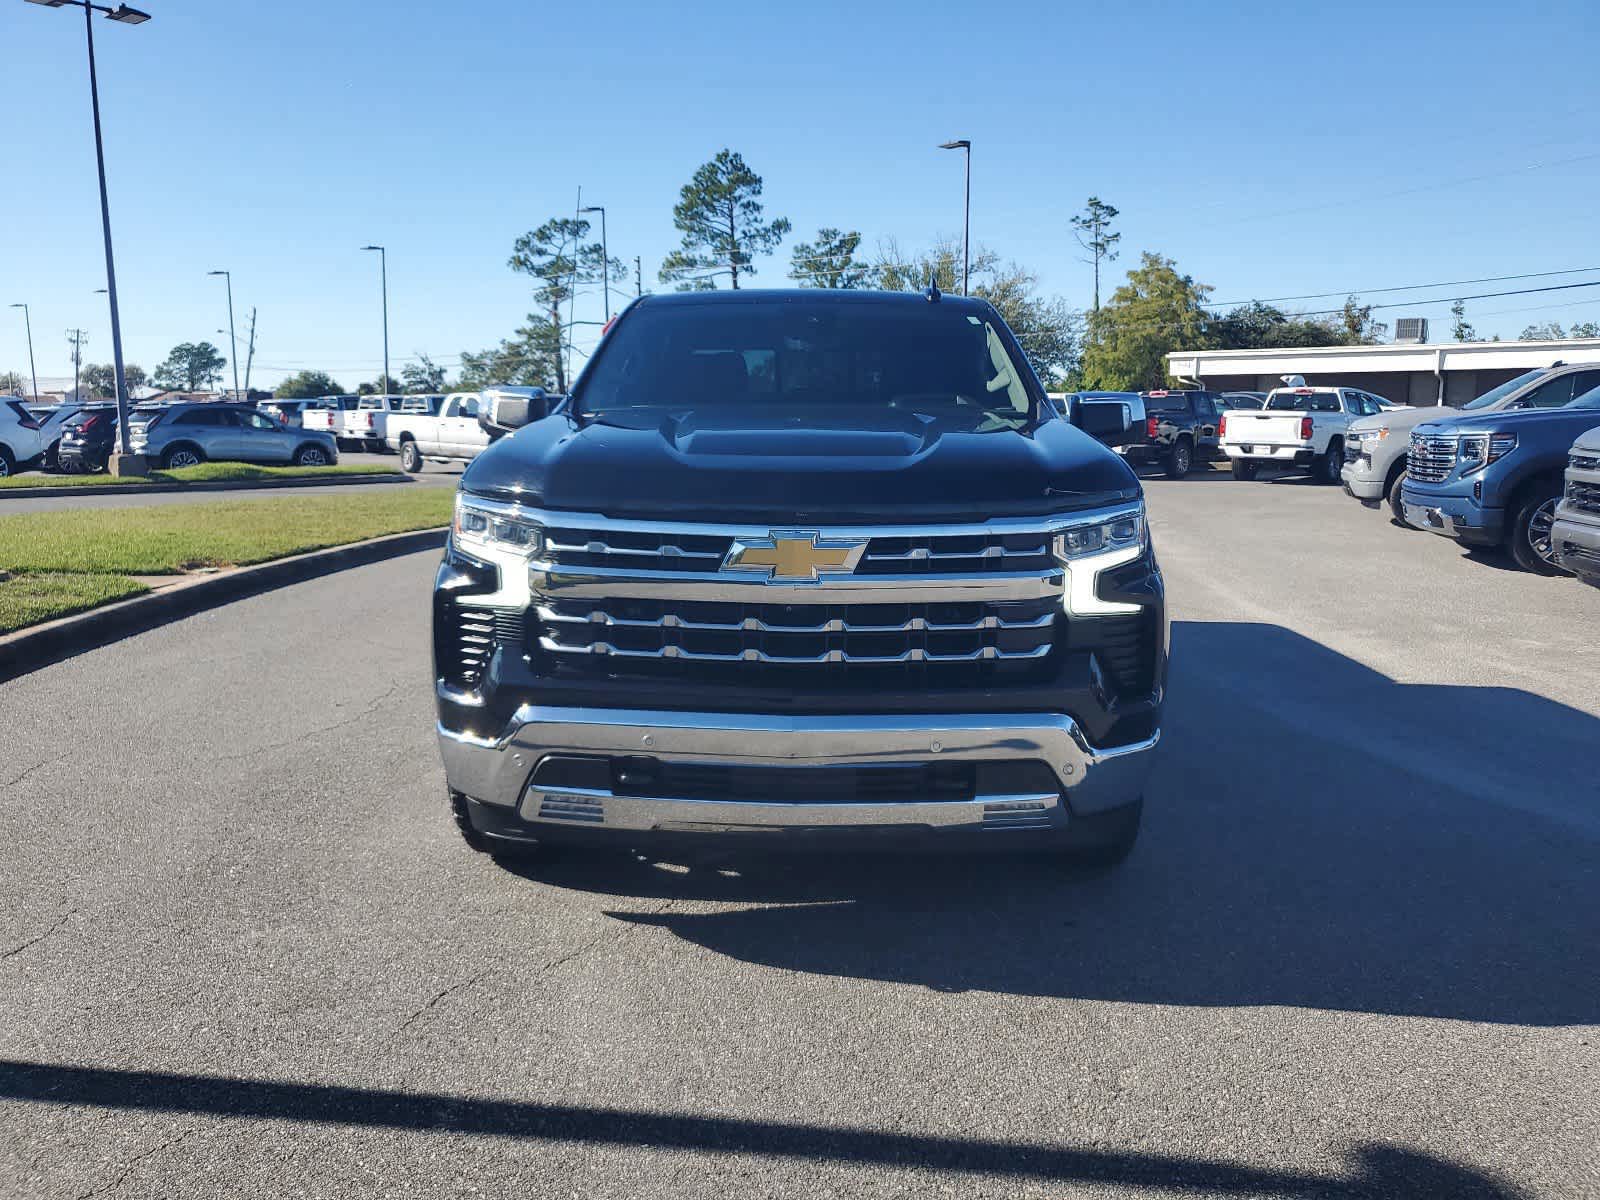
0, 526, 447, 683
0, 471, 409, 501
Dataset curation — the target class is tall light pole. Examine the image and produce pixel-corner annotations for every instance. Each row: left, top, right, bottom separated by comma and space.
579, 204, 609, 323
360, 245, 389, 395
938, 139, 971, 296
207, 270, 240, 401
25, 0, 153, 468
9, 303, 39, 401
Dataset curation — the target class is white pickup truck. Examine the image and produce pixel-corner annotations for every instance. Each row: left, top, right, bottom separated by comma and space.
346, 394, 440, 453
1220, 385, 1391, 483
385, 392, 489, 472
300, 395, 359, 445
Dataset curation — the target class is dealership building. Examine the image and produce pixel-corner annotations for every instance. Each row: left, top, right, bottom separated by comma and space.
1166, 337, 1600, 408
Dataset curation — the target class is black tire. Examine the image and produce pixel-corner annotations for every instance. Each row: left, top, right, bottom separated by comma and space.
0, 445, 13, 478
399, 438, 423, 473
1164, 438, 1193, 479
450, 790, 542, 863
1319, 441, 1343, 484
1508, 484, 1565, 575
1230, 459, 1258, 481
1386, 468, 1412, 526
1059, 798, 1142, 867
450, 789, 491, 853
293, 443, 331, 467
161, 443, 205, 470
44, 440, 61, 472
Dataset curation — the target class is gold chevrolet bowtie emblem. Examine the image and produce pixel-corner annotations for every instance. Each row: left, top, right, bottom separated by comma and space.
722, 531, 869, 581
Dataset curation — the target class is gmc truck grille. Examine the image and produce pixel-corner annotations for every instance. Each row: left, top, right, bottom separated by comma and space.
541, 524, 1054, 575
1407, 434, 1456, 483
1567, 479, 1600, 515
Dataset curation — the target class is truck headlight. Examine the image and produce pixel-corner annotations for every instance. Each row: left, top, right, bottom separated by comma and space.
1458, 433, 1516, 474
1351, 427, 1388, 442
1052, 504, 1148, 616
453, 494, 543, 556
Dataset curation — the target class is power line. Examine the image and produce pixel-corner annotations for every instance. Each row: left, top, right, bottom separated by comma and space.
1213, 266, 1600, 308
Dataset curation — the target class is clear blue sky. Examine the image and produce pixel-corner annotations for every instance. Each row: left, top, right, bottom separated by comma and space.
3, 0, 1598, 389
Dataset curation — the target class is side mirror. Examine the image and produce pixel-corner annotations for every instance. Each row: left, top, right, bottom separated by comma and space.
478, 387, 550, 441
1071, 398, 1131, 438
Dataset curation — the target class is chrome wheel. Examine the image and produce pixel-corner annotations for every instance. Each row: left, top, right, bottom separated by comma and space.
1528, 498, 1558, 565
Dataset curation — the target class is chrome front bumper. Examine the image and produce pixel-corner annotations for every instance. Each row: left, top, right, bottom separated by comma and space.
438, 705, 1158, 838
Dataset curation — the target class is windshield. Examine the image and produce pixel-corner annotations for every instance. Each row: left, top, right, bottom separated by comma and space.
1143, 393, 1191, 412
1465, 369, 1545, 410
1567, 386, 1600, 410
575, 300, 1038, 431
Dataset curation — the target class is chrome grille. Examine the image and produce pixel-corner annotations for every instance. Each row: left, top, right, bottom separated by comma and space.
538, 596, 1057, 665
1408, 434, 1457, 483
1571, 453, 1600, 472
1566, 480, 1600, 515
1344, 441, 1363, 464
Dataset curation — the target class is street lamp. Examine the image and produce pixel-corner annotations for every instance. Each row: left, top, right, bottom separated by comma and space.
207, 270, 240, 401
23, 0, 153, 470
9, 304, 39, 401
578, 204, 609, 323
361, 245, 389, 396
938, 139, 971, 296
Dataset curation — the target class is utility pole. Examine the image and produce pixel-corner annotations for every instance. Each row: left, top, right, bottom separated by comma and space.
938, 139, 972, 295
67, 329, 88, 400
568, 186, 581, 390
635, 256, 643, 298
242, 307, 257, 394
207, 270, 240, 401
8, 304, 38, 401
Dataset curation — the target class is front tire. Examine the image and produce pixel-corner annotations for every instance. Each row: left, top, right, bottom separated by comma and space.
162, 445, 205, 470
1059, 798, 1142, 867
1386, 469, 1412, 526
1231, 459, 1258, 481
399, 438, 423, 473
1508, 487, 1564, 574
1320, 442, 1343, 484
1165, 439, 1193, 479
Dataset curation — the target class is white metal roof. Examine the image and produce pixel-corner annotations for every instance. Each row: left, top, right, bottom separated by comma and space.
1168, 338, 1600, 380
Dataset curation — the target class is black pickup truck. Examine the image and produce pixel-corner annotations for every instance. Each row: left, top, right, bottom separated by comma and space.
1126, 390, 1222, 478
433, 289, 1167, 866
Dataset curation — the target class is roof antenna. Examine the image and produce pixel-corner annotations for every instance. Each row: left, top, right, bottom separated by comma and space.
923, 273, 942, 303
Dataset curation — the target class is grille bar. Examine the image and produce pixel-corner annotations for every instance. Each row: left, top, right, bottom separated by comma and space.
537, 637, 1053, 665
1567, 479, 1600, 515
1408, 434, 1457, 483
536, 604, 1054, 634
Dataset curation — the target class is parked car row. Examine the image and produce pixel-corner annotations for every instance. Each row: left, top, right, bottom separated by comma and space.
0, 386, 565, 478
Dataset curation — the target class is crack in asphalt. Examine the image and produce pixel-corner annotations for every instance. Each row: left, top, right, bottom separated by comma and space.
1, 752, 72, 792
394, 968, 496, 1035
2, 908, 76, 962
212, 681, 406, 766
73, 1127, 194, 1200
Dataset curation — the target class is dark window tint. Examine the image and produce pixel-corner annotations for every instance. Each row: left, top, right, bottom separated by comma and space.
1142, 393, 1192, 413
176, 409, 224, 426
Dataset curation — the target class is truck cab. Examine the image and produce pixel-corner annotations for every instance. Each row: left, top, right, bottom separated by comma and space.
433, 290, 1166, 867
1401, 387, 1600, 573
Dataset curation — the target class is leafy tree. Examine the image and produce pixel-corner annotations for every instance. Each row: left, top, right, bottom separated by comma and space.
274, 370, 345, 399
0, 370, 23, 395
1338, 295, 1386, 344
1521, 320, 1600, 340
1450, 300, 1478, 342
152, 342, 226, 391
509, 217, 617, 393
1574, 321, 1600, 338
871, 237, 1081, 386
1080, 253, 1213, 391
1210, 302, 1344, 351
79, 362, 147, 398
357, 374, 403, 396
400, 354, 448, 393
1070, 196, 1122, 312
789, 228, 870, 288
659, 149, 791, 290
458, 316, 563, 390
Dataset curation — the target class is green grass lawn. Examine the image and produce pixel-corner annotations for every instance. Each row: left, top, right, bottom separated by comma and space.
0, 489, 452, 633
0, 462, 400, 490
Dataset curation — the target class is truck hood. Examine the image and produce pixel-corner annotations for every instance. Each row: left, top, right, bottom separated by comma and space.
1347, 406, 1446, 436
459, 409, 1141, 521
1416, 405, 1600, 436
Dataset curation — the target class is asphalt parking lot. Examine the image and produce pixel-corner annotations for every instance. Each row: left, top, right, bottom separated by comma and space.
1, 466, 1596, 1199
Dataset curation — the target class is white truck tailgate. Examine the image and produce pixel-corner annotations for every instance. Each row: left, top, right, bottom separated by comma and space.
1223, 411, 1305, 447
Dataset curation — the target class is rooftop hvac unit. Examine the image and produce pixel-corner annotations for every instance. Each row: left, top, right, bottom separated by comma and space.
1393, 317, 1429, 344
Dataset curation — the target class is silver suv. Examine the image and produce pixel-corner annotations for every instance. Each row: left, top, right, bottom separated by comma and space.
129, 403, 339, 469
1342, 363, 1600, 522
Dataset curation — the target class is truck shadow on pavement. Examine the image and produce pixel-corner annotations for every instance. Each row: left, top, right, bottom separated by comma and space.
0, 1059, 1530, 1199
521, 620, 1600, 1028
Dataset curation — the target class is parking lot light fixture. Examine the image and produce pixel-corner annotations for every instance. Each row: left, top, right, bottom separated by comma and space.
9, 303, 39, 401
361, 246, 389, 398
207, 270, 240, 401
23, 0, 153, 470
938, 139, 971, 296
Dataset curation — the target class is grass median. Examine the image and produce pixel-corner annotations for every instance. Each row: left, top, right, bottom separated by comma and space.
0, 462, 401, 490
0, 489, 453, 633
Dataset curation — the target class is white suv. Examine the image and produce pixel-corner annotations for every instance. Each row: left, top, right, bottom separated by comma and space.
0, 398, 49, 477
